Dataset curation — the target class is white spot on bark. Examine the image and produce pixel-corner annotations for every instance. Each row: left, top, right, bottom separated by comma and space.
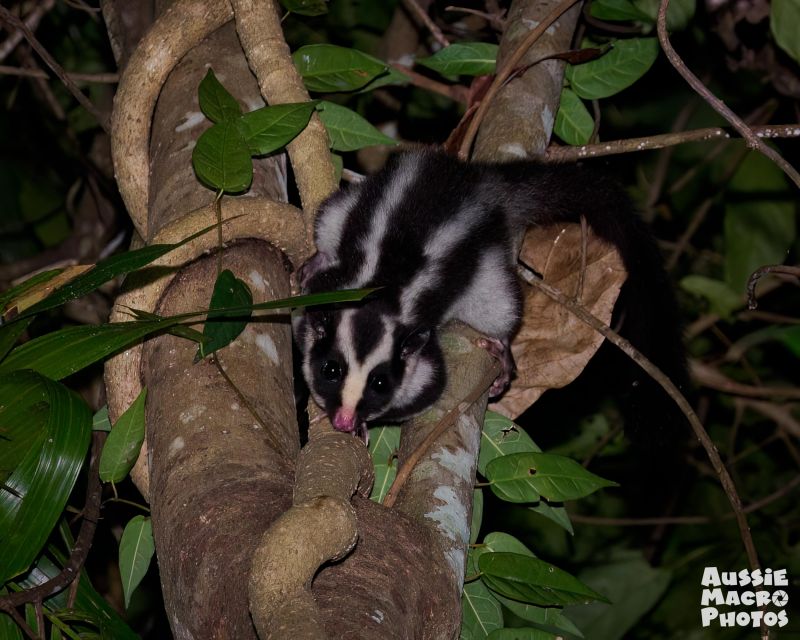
432, 446, 473, 482
256, 334, 280, 365
248, 270, 267, 293
541, 105, 554, 136
230, 402, 240, 411
179, 404, 206, 423
425, 486, 469, 578
169, 436, 185, 456
370, 609, 385, 623
499, 143, 528, 158
176, 111, 205, 133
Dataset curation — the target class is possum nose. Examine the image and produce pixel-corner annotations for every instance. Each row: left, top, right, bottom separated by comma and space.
333, 407, 358, 432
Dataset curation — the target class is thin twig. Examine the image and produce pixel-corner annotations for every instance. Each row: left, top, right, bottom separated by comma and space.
0, 4, 110, 133
656, 0, 800, 189
545, 124, 800, 162
458, 0, 583, 160
391, 63, 468, 102
0, 64, 119, 83
402, 0, 450, 48
747, 265, 800, 310
444, 5, 506, 30
383, 361, 500, 508
518, 265, 761, 572
0, 432, 105, 610
0, 0, 55, 63
691, 360, 800, 401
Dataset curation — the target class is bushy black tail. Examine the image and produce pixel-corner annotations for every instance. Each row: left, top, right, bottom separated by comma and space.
499, 161, 690, 446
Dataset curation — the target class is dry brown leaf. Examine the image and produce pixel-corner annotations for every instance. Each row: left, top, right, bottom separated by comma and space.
4, 264, 93, 318
489, 223, 626, 419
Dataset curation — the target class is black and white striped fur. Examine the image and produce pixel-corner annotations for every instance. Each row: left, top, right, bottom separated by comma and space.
293, 150, 685, 440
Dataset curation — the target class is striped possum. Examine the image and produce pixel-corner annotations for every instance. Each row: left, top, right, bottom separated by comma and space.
293, 150, 685, 441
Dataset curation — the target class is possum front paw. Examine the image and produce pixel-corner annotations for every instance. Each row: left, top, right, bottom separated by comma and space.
477, 337, 515, 397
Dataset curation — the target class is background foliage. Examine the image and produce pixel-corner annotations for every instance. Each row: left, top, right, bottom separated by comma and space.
0, 0, 798, 638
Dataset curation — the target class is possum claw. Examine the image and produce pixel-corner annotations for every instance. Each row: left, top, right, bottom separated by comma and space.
478, 337, 515, 397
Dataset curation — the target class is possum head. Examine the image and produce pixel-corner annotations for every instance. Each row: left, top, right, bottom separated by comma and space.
294, 303, 446, 438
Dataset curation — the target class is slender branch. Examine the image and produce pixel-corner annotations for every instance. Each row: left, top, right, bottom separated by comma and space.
391, 63, 468, 102
402, 0, 450, 48
457, 0, 583, 160
383, 361, 500, 508
571, 474, 800, 526
747, 265, 800, 310
545, 124, 800, 162
691, 360, 800, 401
444, 5, 506, 30
0, 432, 105, 610
0, 0, 55, 63
0, 64, 119, 83
518, 266, 761, 572
0, 5, 110, 133
656, 0, 800, 189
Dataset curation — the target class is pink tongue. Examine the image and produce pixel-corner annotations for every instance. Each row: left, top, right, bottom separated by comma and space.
333, 408, 357, 432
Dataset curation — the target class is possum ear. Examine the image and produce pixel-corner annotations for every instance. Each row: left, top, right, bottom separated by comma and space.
401, 327, 431, 359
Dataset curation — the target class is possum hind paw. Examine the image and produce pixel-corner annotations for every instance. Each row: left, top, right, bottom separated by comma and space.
477, 337, 515, 398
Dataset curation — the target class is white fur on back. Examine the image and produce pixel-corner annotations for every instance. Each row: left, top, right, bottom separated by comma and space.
315, 189, 359, 258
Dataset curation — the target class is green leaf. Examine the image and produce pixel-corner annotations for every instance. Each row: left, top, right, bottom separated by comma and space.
119, 515, 155, 609
357, 66, 410, 92
724, 201, 795, 293
589, 0, 651, 22
197, 270, 253, 360
417, 42, 498, 76
0, 371, 91, 581
487, 452, 617, 503
487, 629, 558, 640
631, 0, 696, 29
198, 68, 242, 123
565, 552, 671, 640
237, 101, 318, 155
0, 269, 61, 312
280, 0, 328, 15
528, 501, 574, 535
567, 38, 659, 99
470, 488, 484, 545
680, 275, 742, 319
192, 120, 253, 193
293, 44, 387, 92
462, 579, 504, 638
479, 553, 610, 607
0, 316, 32, 362
368, 425, 399, 503
317, 101, 397, 151
92, 405, 111, 432
99, 388, 147, 483
554, 88, 594, 146
495, 596, 584, 638
479, 411, 541, 477
771, 0, 800, 63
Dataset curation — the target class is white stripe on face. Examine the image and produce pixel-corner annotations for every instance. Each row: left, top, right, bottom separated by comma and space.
348, 155, 416, 287
315, 189, 360, 257
391, 355, 434, 413
336, 310, 395, 414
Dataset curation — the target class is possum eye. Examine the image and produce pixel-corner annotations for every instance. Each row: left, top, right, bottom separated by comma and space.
368, 373, 389, 394
321, 360, 342, 382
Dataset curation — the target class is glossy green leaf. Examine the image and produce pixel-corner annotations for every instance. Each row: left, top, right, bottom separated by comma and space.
92, 405, 111, 432
0, 269, 61, 312
99, 388, 147, 483
567, 38, 659, 99
192, 120, 253, 193
724, 201, 795, 293
479, 553, 610, 606
417, 42, 498, 76
0, 320, 174, 380
680, 275, 742, 319
472, 532, 536, 579
317, 101, 397, 151
18, 222, 218, 321
494, 596, 584, 638
589, 0, 651, 22
0, 317, 32, 362
280, 0, 328, 15
0, 371, 91, 582
462, 579, 504, 638
631, 0, 696, 29
357, 66, 410, 92
487, 629, 557, 640
528, 501, 574, 535
293, 44, 387, 92
198, 68, 242, 123
771, 0, 800, 63
197, 270, 253, 359
237, 101, 318, 155
119, 515, 155, 609
479, 411, 541, 476
554, 88, 594, 146
487, 452, 617, 503
470, 488, 484, 545
368, 425, 399, 502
